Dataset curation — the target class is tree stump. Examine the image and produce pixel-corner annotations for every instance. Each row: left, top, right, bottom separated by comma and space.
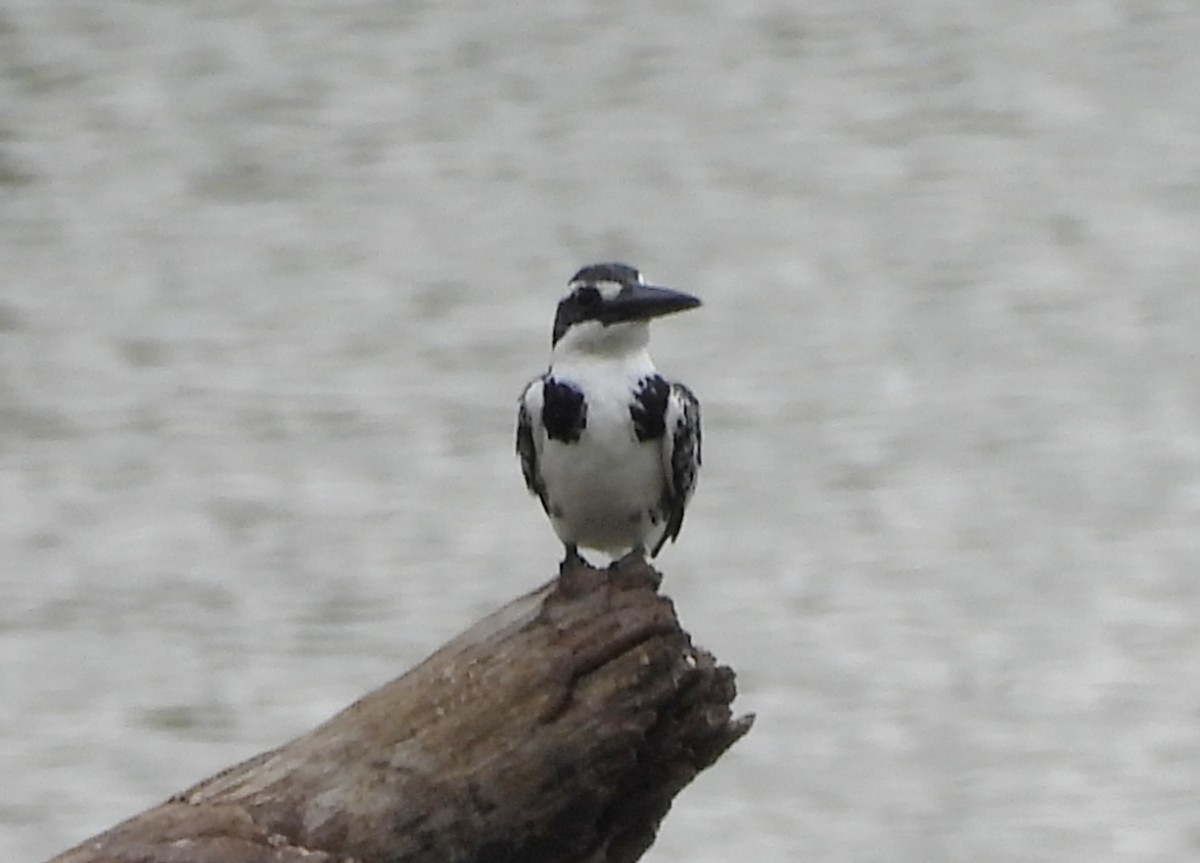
47, 555, 752, 863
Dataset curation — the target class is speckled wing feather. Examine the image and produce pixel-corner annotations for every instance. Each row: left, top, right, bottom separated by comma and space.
651, 382, 701, 556
516, 377, 549, 514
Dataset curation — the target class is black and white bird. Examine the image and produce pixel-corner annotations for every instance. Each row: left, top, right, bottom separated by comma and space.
516, 262, 702, 565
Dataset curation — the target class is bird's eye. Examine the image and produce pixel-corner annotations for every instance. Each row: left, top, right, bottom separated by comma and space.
576, 286, 601, 306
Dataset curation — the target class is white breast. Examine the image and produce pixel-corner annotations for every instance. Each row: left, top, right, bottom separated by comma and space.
539, 349, 666, 554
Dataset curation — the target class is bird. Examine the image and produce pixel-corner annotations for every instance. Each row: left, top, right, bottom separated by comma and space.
516, 262, 702, 566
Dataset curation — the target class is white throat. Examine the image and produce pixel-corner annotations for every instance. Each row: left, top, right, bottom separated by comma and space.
552, 319, 650, 361
550, 321, 657, 385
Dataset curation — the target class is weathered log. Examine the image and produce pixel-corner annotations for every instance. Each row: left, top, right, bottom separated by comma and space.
48, 555, 752, 863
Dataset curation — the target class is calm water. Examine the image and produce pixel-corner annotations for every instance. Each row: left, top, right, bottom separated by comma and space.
3, 3, 1200, 861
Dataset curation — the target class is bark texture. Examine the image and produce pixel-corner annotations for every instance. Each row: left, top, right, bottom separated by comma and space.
48, 555, 752, 863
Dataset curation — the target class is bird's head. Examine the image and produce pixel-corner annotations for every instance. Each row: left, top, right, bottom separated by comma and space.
550, 262, 701, 356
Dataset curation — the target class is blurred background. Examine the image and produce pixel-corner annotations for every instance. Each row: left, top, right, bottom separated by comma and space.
2, 2, 1199, 861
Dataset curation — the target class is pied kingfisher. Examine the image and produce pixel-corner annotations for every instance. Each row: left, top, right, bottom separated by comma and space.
516, 262, 702, 565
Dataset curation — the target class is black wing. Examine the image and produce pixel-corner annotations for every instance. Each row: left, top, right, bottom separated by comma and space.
516, 378, 549, 514
650, 382, 701, 556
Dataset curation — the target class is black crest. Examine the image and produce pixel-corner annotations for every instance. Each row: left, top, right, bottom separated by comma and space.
551, 262, 642, 346
569, 262, 641, 285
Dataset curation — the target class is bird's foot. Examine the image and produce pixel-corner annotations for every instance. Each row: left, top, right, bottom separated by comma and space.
609, 545, 646, 571
553, 544, 606, 600
559, 544, 588, 576
607, 545, 661, 591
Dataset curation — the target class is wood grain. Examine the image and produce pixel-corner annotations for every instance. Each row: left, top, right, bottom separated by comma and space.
48, 555, 751, 863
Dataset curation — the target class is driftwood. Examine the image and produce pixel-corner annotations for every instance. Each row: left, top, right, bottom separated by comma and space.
48, 555, 752, 863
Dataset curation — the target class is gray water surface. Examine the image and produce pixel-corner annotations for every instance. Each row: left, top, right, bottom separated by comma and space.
3, 3, 1200, 861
